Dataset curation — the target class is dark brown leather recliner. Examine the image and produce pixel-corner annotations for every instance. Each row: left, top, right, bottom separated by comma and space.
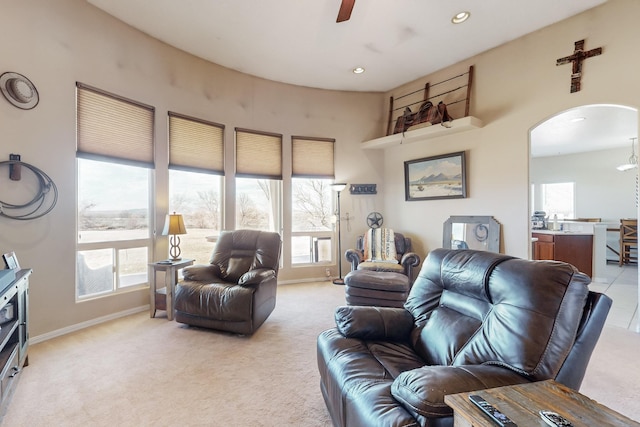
317, 248, 612, 427
345, 230, 420, 283
174, 229, 281, 335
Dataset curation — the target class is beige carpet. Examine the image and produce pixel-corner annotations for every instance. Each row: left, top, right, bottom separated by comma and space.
580, 324, 640, 422
3, 281, 639, 426
4, 281, 344, 427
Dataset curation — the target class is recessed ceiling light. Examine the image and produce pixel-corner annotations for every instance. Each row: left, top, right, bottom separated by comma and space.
452, 11, 470, 24
353, 67, 365, 74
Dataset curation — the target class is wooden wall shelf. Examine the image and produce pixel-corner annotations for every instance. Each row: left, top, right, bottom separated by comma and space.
362, 116, 483, 150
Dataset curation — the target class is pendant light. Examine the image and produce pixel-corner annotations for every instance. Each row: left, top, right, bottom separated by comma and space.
617, 137, 638, 171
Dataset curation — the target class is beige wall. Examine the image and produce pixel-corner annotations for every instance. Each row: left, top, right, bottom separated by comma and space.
531, 146, 637, 223
380, 0, 639, 258
0, 0, 385, 337
0, 0, 638, 338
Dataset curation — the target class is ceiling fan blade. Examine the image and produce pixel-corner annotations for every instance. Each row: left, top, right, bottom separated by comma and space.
336, 0, 355, 23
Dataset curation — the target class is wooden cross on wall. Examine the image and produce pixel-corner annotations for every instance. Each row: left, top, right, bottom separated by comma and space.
556, 39, 603, 93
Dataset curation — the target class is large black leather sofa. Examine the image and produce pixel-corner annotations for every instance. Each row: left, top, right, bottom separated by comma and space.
317, 248, 612, 427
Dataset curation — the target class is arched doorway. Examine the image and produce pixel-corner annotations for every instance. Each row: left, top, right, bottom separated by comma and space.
530, 104, 639, 332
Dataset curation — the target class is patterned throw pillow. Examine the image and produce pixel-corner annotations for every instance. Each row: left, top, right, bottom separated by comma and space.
363, 228, 399, 263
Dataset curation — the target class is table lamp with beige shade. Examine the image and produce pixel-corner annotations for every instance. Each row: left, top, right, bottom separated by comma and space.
162, 212, 187, 260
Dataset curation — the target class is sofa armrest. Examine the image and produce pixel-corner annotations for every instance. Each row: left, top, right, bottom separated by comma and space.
400, 251, 421, 282
345, 248, 363, 271
182, 264, 221, 282
239, 268, 276, 286
391, 365, 530, 418
334, 305, 414, 342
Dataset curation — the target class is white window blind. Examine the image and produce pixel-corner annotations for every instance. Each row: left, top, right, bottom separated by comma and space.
235, 128, 282, 179
76, 83, 154, 167
169, 112, 224, 175
292, 136, 335, 179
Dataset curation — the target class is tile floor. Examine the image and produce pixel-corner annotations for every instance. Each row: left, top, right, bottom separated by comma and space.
589, 262, 638, 331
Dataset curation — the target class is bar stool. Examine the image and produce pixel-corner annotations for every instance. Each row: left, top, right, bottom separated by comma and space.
619, 218, 637, 265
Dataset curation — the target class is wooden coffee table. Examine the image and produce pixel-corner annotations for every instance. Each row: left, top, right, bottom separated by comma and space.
445, 379, 639, 427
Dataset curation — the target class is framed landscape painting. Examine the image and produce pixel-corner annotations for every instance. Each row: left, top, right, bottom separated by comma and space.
404, 151, 467, 201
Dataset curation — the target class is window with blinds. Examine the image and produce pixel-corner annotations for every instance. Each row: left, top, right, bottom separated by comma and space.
235, 128, 282, 179
290, 135, 336, 265
292, 136, 335, 178
169, 112, 224, 175
168, 112, 224, 262
75, 83, 153, 300
76, 83, 154, 168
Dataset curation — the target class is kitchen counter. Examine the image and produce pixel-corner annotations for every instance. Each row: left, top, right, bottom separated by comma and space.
532, 231, 593, 277
531, 229, 593, 236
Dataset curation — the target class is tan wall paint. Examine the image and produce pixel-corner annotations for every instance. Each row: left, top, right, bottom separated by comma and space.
0, 0, 637, 337
0, 0, 385, 337
381, 0, 639, 258
531, 146, 637, 223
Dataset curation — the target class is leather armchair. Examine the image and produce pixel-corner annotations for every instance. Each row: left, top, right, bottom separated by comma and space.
345, 231, 420, 283
174, 229, 281, 335
317, 248, 612, 427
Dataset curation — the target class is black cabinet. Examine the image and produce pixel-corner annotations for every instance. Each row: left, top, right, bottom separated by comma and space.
0, 269, 30, 417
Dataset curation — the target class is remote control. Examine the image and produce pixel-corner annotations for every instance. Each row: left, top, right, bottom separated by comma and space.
539, 410, 573, 427
469, 395, 517, 427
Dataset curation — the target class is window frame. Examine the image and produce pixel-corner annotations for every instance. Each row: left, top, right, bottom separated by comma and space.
168, 112, 226, 263
541, 181, 576, 220
290, 177, 334, 266
76, 84, 154, 301
290, 136, 336, 267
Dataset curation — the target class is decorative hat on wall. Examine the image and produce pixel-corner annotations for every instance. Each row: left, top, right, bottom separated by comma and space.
0, 72, 39, 110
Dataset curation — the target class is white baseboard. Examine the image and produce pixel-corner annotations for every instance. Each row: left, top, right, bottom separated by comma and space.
30, 305, 149, 345
277, 277, 333, 285
30, 280, 333, 344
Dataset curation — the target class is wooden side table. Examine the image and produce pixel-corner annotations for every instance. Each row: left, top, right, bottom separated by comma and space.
148, 258, 194, 320
445, 379, 639, 427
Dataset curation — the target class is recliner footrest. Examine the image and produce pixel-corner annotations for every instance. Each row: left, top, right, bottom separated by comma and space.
344, 270, 409, 292
344, 270, 410, 307
345, 286, 408, 301
345, 295, 407, 308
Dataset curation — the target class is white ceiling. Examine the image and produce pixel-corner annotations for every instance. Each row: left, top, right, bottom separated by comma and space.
531, 105, 638, 158
87, 0, 637, 155
87, 0, 607, 92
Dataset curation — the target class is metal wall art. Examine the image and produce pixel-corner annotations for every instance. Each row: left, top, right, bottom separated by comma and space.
350, 184, 376, 195
0, 71, 39, 110
0, 158, 58, 220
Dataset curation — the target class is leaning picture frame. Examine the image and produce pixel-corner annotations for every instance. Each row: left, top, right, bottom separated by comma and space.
2, 252, 20, 271
404, 151, 467, 201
